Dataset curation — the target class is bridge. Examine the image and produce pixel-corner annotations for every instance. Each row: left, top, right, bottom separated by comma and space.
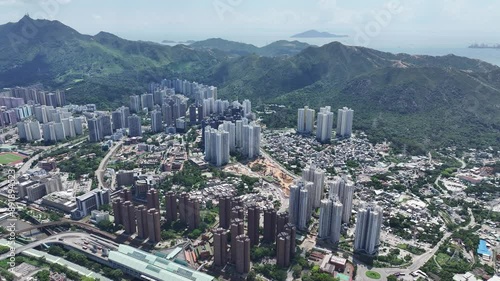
5, 219, 117, 241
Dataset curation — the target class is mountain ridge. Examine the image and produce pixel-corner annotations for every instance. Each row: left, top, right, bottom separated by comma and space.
1, 16, 500, 152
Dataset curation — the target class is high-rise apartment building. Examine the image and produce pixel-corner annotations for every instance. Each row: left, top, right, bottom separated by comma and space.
336, 107, 354, 137
128, 114, 142, 137
218, 194, 232, 229
136, 205, 148, 239
354, 204, 383, 256
151, 110, 163, 133
302, 165, 325, 208
263, 207, 277, 243
122, 201, 136, 235
318, 197, 343, 245
328, 177, 354, 223
147, 208, 162, 243
247, 205, 260, 247
316, 106, 334, 143
130, 95, 140, 113
289, 182, 310, 231
230, 218, 244, 263
204, 126, 230, 166
235, 235, 251, 274
213, 228, 228, 266
297, 106, 315, 134
165, 191, 177, 223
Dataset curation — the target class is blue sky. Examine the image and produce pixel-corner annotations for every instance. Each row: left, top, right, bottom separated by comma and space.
1, 0, 500, 47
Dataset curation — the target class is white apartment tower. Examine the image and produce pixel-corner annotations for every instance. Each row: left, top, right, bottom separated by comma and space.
328, 177, 354, 224
302, 164, 325, 208
316, 106, 334, 143
354, 204, 383, 255
336, 107, 354, 137
242, 122, 261, 159
219, 121, 236, 153
318, 196, 343, 244
297, 106, 315, 134
289, 183, 310, 231
204, 126, 230, 166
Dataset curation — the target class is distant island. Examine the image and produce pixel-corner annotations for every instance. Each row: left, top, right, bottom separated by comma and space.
291, 29, 348, 38
161, 40, 196, 44
469, 43, 500, 49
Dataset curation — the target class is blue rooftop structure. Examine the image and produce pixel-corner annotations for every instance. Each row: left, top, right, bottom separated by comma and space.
477, 240, 492, 256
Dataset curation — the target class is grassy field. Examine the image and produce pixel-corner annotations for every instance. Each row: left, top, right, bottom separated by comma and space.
366, 271, 381, 279
0, 152, 25, 164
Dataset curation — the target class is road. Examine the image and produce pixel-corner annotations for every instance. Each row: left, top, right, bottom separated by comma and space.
357, 209, 476, 280
0, 232, 91, 260
96, 141, 122, 189
17, 138, 86, 175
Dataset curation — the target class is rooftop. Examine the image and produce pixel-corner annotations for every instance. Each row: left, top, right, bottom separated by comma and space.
108, 244, 215, 281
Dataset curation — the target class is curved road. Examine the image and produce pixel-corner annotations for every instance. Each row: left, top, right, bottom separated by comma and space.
0, 232, 92, 260
357, 209, 476, 280
96, 141, 122, 189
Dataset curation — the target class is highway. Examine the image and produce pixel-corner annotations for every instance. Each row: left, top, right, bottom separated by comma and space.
96, 141, 123, 189
0, 232, 93, 260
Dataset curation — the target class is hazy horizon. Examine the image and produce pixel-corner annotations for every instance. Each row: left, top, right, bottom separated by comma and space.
1, 0, 500, 49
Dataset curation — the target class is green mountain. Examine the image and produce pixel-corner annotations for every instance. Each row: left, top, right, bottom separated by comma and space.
0, 16, 225, 107
1, 17, 500, 152
189, 38, 311, 57
209, 43, 500, 152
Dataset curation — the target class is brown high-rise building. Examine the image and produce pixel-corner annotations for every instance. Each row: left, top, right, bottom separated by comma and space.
285, 223, 296, 257
178, 192, 189, 223
276, 211, 289, 234
276, 232, 291, 267
230, 218, 244, 262
146, 188, 160, 210
136, 205, 148, 239
219, 194, 232, 229
235, 234, 251, 274
112, 198, 123, 226
186, 197, 200, 230
231, 206, 244, 220
120, 189, 132, 201
213, 228, 228, 266
263, 207, 277, 243
165, 191, 177, 223
121, 201, 136, 234
247, 205, 260, 247
147, 208, 162, 243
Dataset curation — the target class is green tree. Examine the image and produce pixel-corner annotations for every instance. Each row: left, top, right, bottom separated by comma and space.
36, 270, 51, 281
48, 245, 66, 256
96, 219, 115, 233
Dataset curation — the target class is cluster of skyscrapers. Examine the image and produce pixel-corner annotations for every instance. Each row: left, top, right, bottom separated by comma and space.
316, 176, 356, 244
297, 106, 354, 142
17, 105, 85, 143
289, 164, 325, 230
213, 195, 295, 273
112, 188, 163, 243
204, 119, 261, 166
1, 87, 66, 127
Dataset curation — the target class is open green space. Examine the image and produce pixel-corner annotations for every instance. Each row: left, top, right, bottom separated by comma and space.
0, 152, 24, 164
366, 271, 381, 279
